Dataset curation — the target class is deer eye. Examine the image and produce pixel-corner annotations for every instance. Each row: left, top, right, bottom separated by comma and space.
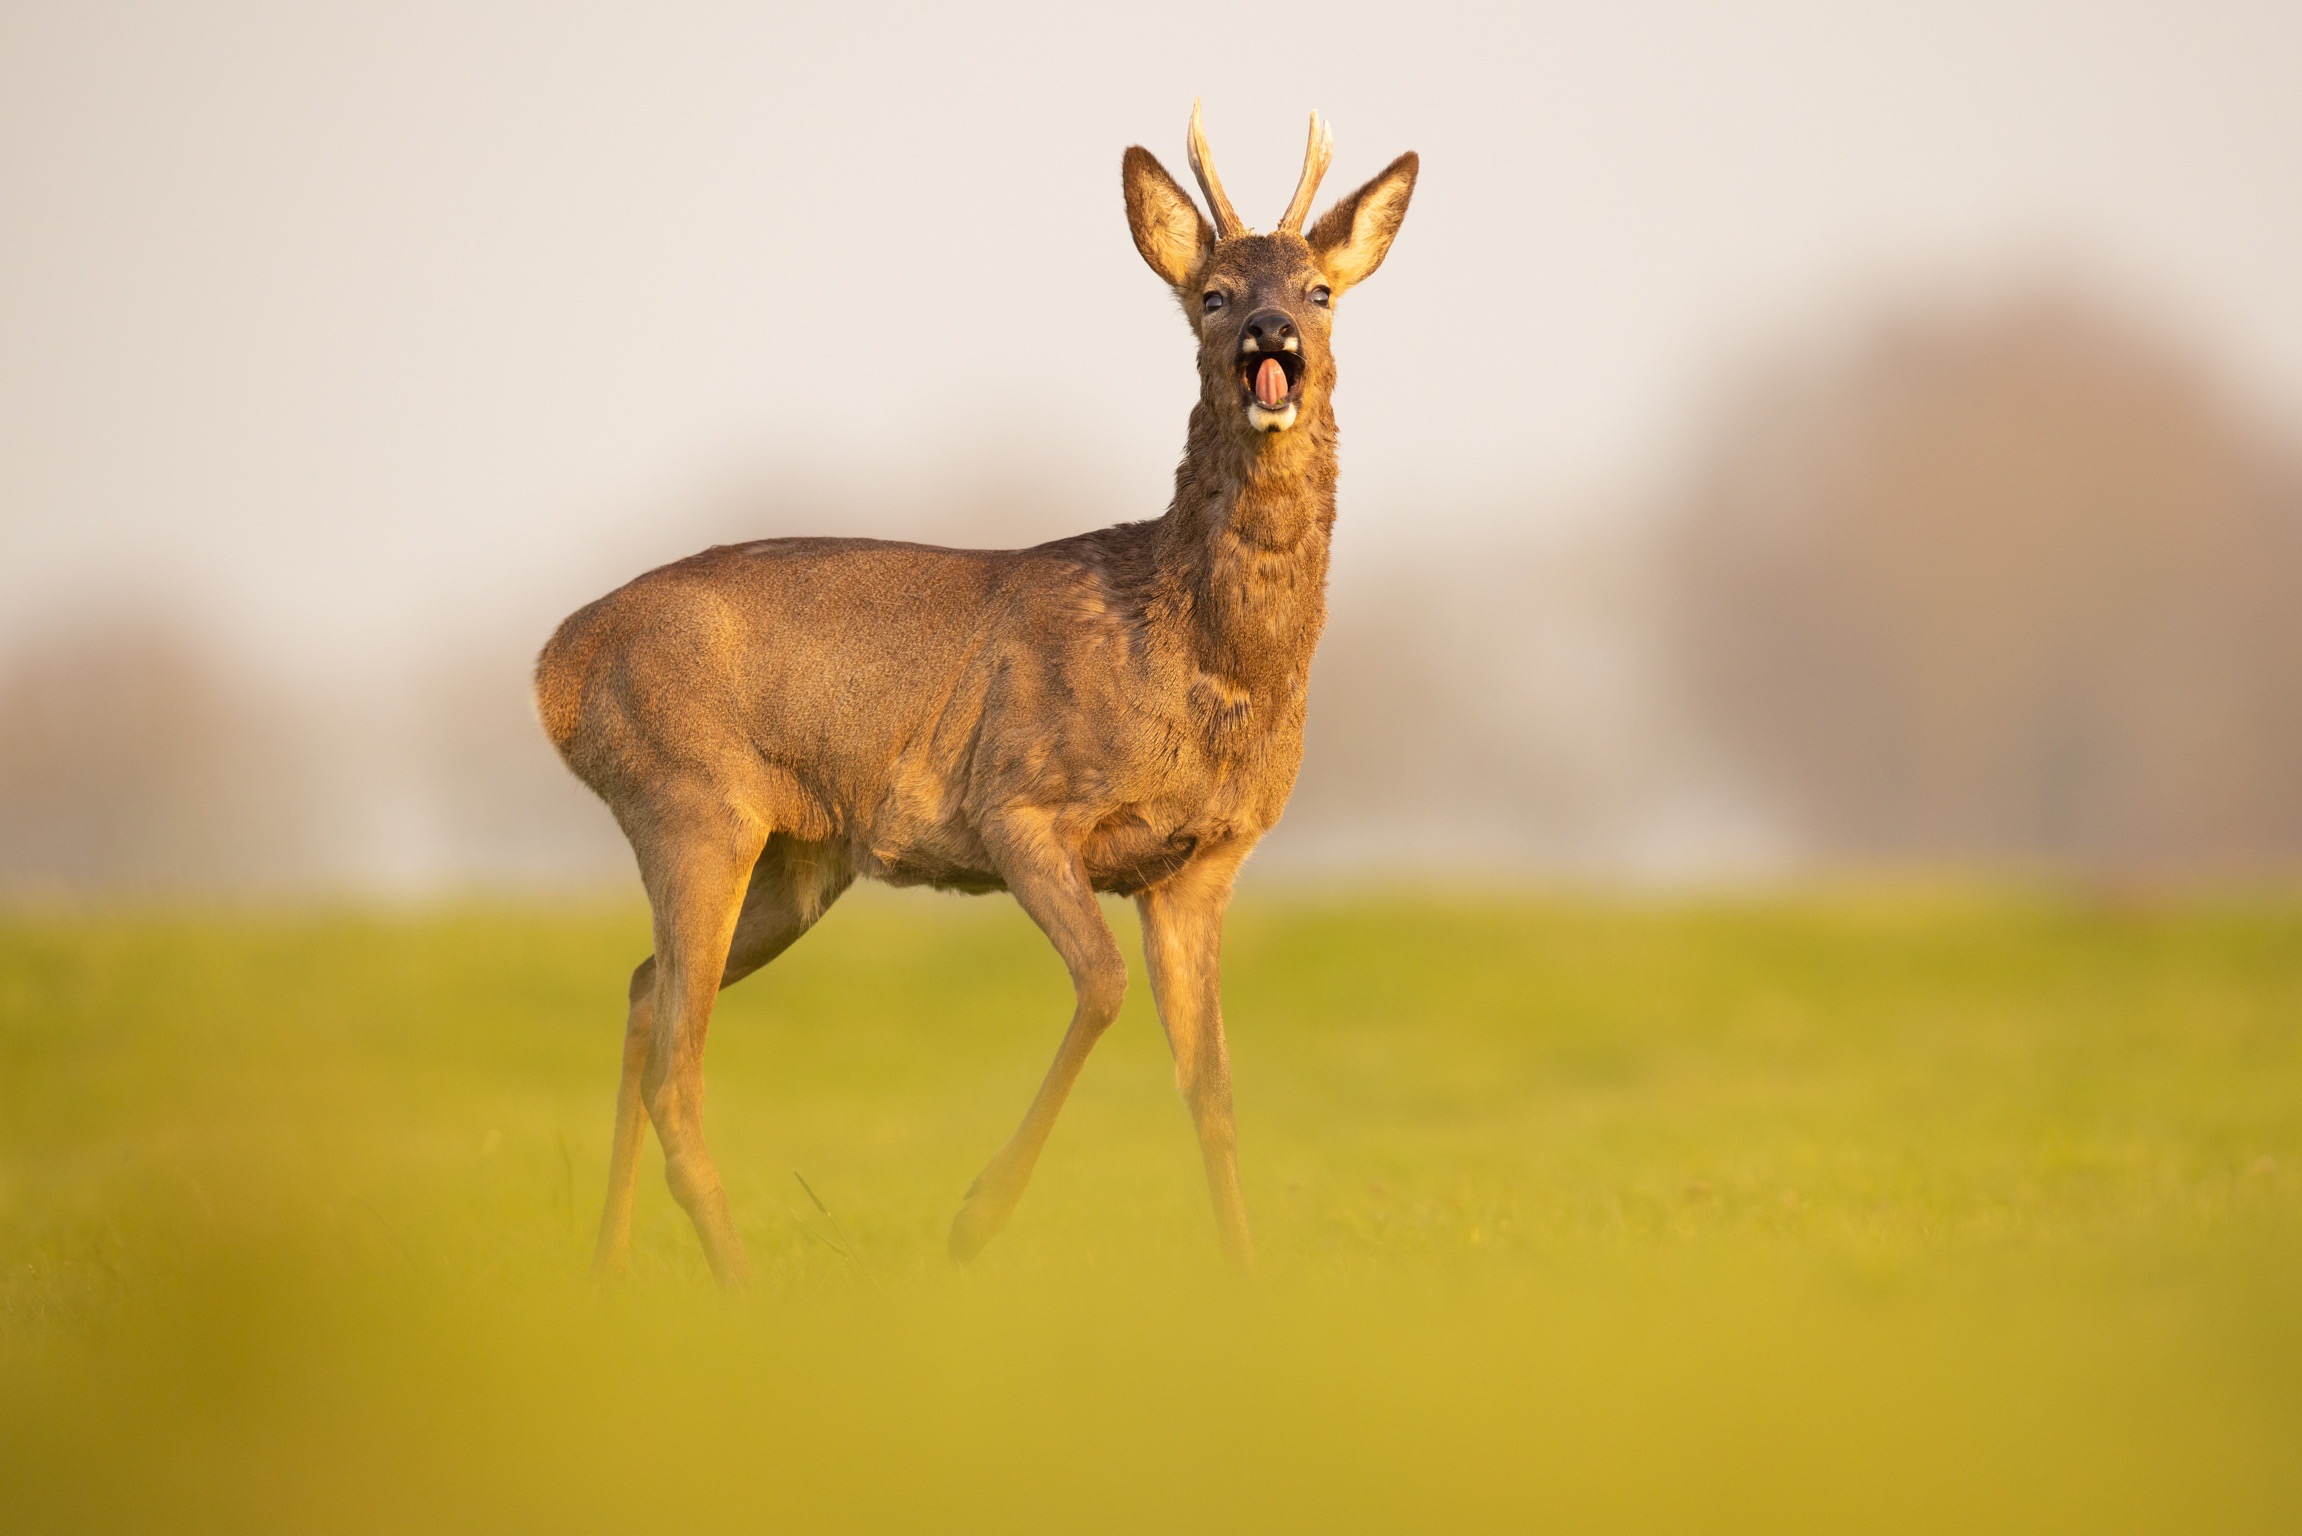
1201, 291, 1226, 314
1309, 285, 1332, 308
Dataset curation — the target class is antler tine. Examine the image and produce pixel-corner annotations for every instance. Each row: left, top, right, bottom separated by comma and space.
1186, 99, 1247, 241
1277, 110, 1334, 236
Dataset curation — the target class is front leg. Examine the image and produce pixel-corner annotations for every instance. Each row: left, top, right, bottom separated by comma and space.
1136, 839, 1255, 1272
948, 811, 1130, 1263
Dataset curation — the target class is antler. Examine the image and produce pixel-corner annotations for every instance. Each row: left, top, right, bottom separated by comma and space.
1276, 111, 1334, 236
1186, 100, 1247, 241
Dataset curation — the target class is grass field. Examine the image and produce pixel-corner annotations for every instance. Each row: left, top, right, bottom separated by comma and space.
3, 885, 2299, 1532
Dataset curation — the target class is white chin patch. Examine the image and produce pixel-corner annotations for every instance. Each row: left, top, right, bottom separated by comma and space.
1246, 401, 1298, 433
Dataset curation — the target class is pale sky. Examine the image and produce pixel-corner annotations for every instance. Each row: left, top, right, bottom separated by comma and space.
4, 0, 2299, 678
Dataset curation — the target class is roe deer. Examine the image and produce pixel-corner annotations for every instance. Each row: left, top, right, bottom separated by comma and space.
536, 106, 1417, 1282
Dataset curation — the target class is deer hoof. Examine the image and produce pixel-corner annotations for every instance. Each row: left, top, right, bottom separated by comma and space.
947, 1194, 1012, 1265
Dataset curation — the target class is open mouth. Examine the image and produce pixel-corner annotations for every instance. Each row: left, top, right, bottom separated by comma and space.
1238, 351, 1304, 415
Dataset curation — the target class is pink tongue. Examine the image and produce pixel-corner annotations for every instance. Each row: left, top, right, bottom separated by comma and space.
1254, 357, 1289, 408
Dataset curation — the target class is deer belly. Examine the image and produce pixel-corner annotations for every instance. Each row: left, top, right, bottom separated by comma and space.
853, 818, 1004, 894
1081, 818, 1199, 896
867, 851, 1005, 894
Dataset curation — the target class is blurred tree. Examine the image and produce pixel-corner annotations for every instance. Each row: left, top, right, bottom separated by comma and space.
406, 651, 632, 889
0, 618, 327, 893
1288, 532, 1724, 873
1669, 290, 2302, 873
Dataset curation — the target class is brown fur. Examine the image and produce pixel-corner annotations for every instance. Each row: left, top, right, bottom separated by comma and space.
537, 113, 1417, 1282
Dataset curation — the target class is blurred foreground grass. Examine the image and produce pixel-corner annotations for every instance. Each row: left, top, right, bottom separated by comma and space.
2, 886, 2299, 1532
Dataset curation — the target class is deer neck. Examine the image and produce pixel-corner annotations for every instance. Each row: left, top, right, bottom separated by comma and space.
1152, 399, 1338, 706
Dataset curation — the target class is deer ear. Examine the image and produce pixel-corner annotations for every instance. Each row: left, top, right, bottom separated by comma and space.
1123, 146, 1213, 291
1307, 151, 1418, 294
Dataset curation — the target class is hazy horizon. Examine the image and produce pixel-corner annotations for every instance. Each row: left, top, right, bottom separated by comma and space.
4, 1, 2300, 891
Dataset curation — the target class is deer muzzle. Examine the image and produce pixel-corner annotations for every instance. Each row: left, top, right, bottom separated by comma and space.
1237, 326, 1305, 433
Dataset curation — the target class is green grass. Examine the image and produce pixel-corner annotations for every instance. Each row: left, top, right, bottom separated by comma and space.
2, 885, 2299, 1532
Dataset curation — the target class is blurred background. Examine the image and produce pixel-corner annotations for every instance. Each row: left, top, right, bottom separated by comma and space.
4, 0, 2299, 897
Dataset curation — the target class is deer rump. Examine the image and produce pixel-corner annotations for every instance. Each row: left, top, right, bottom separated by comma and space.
538, 527, 1283, 901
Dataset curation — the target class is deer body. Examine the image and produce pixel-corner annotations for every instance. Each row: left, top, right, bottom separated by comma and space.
541, 468, 1327, 899
540, 109, 1415, 1282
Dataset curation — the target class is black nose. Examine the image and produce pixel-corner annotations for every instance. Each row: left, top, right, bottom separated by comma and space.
1242, 310, 1297, 351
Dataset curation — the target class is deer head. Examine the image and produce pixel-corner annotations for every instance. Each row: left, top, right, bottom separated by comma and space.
1123, 105, 1418, 438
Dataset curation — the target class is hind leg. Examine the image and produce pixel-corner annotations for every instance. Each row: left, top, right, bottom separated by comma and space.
720, 836, 854, 990
623, 803, 763, 1284
603, 801, 856, 1280
593, 953, 660, 1274
593, 834, 853, 1278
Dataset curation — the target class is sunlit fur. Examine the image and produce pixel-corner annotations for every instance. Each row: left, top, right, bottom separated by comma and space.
534, 113, 1415, 1284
